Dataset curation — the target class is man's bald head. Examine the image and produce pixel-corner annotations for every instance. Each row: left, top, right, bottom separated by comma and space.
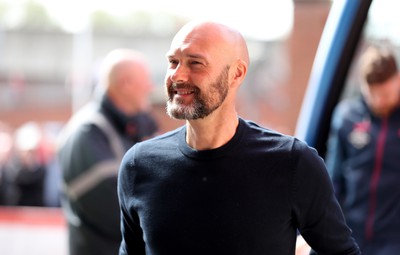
171, 20, 250, 67
99, 49, 147, 91
97, 49, 154, 115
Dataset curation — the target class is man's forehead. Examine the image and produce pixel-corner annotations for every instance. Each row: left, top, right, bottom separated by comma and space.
167, 39, 209, 59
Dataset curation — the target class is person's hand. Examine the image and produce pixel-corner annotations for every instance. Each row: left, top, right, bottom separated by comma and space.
296, 235, 311, 255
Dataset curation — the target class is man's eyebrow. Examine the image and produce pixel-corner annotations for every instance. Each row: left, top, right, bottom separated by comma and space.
165, 52, 206, 60
186, 53, 206, 60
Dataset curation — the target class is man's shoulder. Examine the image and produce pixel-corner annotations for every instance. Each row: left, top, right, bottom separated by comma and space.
241, 118, 304, 152
242, 118, 296, 142
123, 126, 184, 163
330, 97, 369, 130
241, 119, 320, 168
64, 103, 100, 130
136, 126, 183, 147
336, 97, 366, 115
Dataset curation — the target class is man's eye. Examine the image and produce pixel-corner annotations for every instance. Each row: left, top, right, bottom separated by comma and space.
168, 60, 178, 66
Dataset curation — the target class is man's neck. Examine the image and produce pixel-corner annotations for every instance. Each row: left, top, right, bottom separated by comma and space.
185, 112, 239, 150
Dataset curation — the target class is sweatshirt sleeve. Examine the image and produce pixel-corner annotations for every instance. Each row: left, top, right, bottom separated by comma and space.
291, 140, 360, 255
118, 145, 146, 255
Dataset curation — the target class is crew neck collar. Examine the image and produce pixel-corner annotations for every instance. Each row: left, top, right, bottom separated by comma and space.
178, 118, 246, 160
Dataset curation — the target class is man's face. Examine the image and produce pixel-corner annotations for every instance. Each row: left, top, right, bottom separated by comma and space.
362, 74, 400, 117
164, 29, 231, 120
165, 66, 229, 120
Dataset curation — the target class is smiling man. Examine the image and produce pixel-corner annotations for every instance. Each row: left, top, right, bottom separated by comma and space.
117, 20, 360, 255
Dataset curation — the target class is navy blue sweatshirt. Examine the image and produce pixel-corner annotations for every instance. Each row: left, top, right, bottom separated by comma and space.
118, 118, 360, 255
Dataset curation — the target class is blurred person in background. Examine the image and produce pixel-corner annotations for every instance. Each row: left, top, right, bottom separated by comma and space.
326, 43, 400, 254
57, 49, 158, 255
41, 122, 64, 207
8, 122, 47, 206
0, 122, 14, 205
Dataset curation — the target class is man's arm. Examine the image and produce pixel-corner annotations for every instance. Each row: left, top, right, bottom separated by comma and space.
118, 147, 146, 255
292, 141, 360, 254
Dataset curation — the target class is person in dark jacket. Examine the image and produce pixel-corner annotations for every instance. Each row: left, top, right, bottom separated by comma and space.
118, 20, 360, 255
10, 122, 46, 207
57, 49, 158, 255
0, 122, 13, 205
326, 44, 400, 254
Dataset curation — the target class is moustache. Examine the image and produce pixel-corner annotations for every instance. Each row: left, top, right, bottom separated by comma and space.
170, 83, 200, 93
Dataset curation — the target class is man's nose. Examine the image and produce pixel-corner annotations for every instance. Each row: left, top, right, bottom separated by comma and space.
170, 64, 189, 83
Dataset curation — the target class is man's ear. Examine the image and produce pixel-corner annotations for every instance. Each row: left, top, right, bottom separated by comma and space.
230, 59, 247, 88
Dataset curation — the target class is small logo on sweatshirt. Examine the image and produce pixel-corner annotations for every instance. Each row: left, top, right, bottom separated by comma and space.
348, 121, 370, 149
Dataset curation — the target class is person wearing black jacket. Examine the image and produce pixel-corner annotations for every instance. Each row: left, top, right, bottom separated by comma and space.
326, 44, 400, 254
57, 49, 158, 255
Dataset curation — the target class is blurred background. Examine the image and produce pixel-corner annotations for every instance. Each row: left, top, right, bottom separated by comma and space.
0, 0, 332, 254
0, 0, 331, 135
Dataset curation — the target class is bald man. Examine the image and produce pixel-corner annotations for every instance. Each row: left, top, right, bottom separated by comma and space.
118, 21, 360, 255
58, 49, 158, 255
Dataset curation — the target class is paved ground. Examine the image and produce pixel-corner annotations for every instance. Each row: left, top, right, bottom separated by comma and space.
0, 206, 68, 255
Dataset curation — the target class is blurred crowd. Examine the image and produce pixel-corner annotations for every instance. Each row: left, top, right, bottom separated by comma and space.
0, 120, 63, 207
